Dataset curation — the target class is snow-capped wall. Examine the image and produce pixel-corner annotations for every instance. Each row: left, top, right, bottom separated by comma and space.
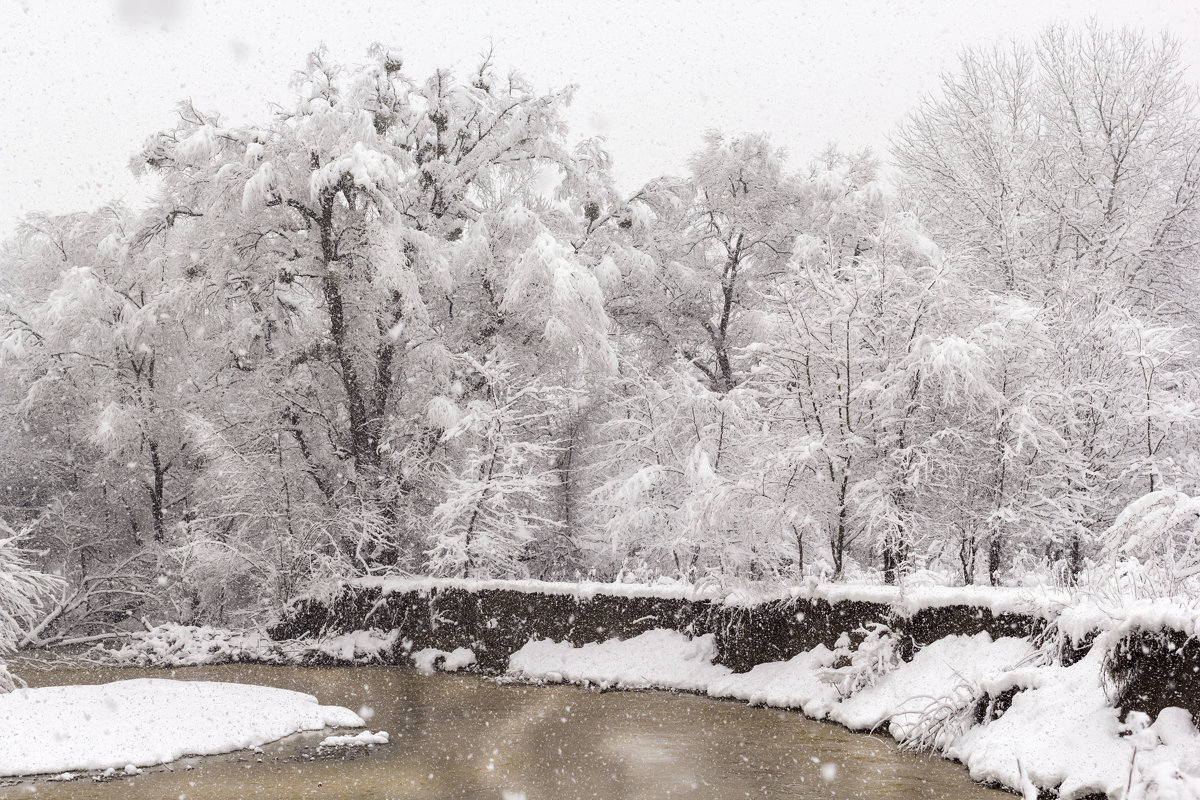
273, 577, 1051, 672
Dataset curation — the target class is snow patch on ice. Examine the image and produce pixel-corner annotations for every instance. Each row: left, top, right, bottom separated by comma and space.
319, 730, 389, 748
0, 679, 363, 777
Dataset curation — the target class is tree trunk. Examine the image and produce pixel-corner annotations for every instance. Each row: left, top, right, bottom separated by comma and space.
988, 537, 1002, 586
313, 180, 384, 475
148, 439, 166, 542
832, 473, 849, 578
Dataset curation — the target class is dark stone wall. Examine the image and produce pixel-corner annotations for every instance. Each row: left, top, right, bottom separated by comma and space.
707, 598, 893, 672
898, 605, 1045, 659
272, 586, 714, 672
271, 584, 1041, 673
1105, 629, 1200, 723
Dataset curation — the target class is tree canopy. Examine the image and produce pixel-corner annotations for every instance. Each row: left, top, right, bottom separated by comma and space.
2, 27, 1198, 641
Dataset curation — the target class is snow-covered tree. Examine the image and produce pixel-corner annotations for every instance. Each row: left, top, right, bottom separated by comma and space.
577, 133, 805, 583
894, 24, 1200, 316
424, 359, 578, 578
585, 364, 770, 581
616, 132, 801, 391
126, 46, 617, 581
752, 153, 991, 580
0, 207, 195, 635
3, 27, 1198, 612
891, 24, 1200, 582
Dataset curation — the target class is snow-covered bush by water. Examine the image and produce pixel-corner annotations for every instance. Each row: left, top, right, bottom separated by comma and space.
823, 623, 901, 699
93, 624, 401, 667
0, 519, 62, 691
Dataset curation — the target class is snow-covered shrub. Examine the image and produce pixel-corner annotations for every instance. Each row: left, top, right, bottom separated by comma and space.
899, 642, 1049, 753
94, 624, 285, 667
157, 539, 265, 627
91, 623, 400, 667
0, 519, 63, 691
896, 676, 983, 753
1101, 490, 1200, 590
822, 623, 901, 698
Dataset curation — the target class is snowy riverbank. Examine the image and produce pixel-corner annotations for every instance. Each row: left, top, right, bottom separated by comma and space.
265, 576, 1200, 798
9, 575, 1190, 796
93, 618, 1196, 798
503, 628, 1200, 800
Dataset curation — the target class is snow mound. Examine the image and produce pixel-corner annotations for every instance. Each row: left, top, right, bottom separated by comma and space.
411, 646, 476, 674
509, 629, 731, 691
950, 646, 1200, 799
707, 645, 840, 718
310, 629, 401, 663
0, 679, 363, 777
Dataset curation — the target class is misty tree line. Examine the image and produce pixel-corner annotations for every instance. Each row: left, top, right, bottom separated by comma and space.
1, 25, 1198, 637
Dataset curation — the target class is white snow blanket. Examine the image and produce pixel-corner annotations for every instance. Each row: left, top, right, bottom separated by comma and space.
951, 648, 1200, 800
0, 678, 363, 777
509, 629, 843, 718
707, 645, 841, 718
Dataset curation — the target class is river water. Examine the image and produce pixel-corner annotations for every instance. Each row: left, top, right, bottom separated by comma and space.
1, 663, 1008, 799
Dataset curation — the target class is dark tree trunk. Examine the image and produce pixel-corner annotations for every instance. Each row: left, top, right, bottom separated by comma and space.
832, 472, 849, 578
988, 537, 1003, 586
148, 439, 166, 542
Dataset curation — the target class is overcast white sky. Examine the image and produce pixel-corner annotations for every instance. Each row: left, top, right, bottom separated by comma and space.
2, 0, 1198, 234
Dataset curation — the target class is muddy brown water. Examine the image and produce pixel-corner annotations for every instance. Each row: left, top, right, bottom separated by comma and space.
0, 663, 1009, 799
